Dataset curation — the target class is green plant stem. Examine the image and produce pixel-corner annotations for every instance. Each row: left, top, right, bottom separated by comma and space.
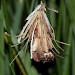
2, 0, 15, 74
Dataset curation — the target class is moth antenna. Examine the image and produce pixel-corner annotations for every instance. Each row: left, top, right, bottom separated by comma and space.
52, 49, 64, 58
10, 41, 29, 66
55, 40, 70, 46
53, 40, 64, 51
11, 34, 29, 47
5, 32, 23, 37
47, 7, 58, 13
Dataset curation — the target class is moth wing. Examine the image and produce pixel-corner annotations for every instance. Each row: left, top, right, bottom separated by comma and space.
26, 4, 41, 20
17, 12, 36, 43
18, 4, 41, 43
22, 11, 39, 39
43, 11, 51, 30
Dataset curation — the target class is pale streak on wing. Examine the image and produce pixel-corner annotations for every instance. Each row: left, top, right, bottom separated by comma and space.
30, 21, 37, 59
26, 4, 41, 20
30, 30, 34, 59
18, 11, 39, 43
43, 11, 51, 30
42, 26, 48, 52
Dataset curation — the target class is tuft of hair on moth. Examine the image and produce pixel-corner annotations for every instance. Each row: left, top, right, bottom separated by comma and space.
5, 1, 70, 64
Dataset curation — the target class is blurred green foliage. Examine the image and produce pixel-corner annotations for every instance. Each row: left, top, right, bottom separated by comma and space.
0, 0, 75, 75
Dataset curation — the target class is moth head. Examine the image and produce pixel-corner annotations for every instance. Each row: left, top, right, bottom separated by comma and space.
40, 1, 46, 11
43, 52, 54, 62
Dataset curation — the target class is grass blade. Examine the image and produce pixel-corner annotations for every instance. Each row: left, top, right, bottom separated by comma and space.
0, 6, 5, 75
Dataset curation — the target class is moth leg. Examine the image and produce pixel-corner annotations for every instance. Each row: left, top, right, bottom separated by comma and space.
53, 40, 64, 51
5, 32, 29, 47
5, 32, 23, 37
51, 49, 64, 58
55, 40, 70, 46
20, 37, 31, 62
10, 40, 29, 66
48, 39, 60, 54
49, 25, 70, 46
47, 35, 60, 54
52, 44, 60, 54
11, 33, 29, 47
48, 26, 65, 51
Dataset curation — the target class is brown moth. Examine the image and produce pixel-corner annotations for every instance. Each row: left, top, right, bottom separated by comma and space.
5, 1, 70, 64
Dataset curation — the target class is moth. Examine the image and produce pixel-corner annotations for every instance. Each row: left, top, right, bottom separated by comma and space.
5, 1, 70, 63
